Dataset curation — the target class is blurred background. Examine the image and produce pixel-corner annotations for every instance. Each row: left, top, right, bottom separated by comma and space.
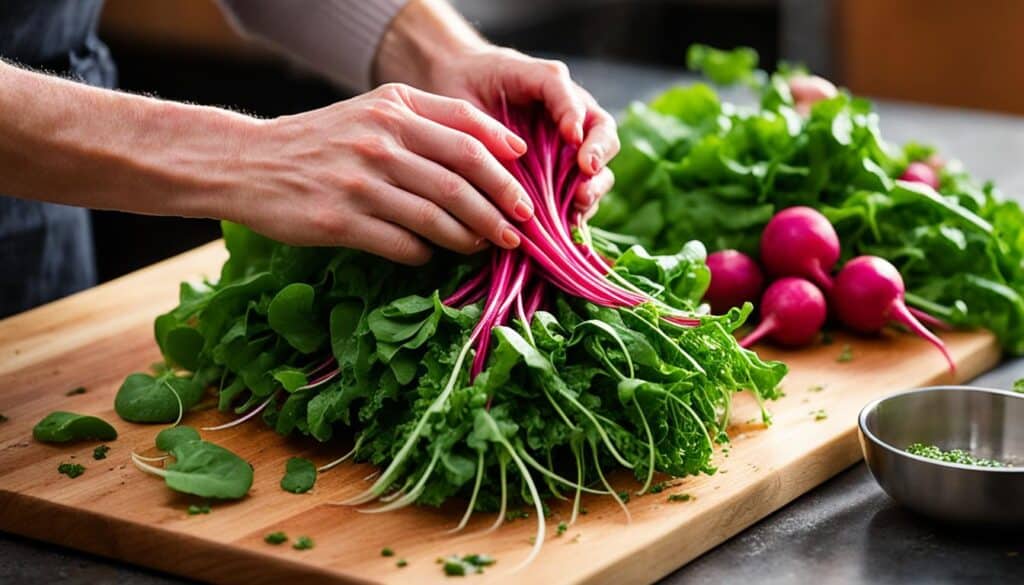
92, 0, 1022, 281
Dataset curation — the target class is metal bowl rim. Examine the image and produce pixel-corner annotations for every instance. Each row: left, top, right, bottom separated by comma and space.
858, 385, 1024, 474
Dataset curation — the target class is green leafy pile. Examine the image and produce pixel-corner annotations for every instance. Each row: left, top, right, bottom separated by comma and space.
141, 219, 783, 550
594, 45, 1024, 353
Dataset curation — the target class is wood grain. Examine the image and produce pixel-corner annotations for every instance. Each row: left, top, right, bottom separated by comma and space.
0, 241, 1001, 584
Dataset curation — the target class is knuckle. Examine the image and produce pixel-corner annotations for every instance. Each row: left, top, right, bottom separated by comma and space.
499, 175, 522, 203
352, 135, 394, 162
413, 199, 443, 226
544, 59, 570, 78
452, 100, 478, 122
337, 174, 370, 194
310, 210, 350, 242
435, 173, 466, 205
457, 136, 486, 165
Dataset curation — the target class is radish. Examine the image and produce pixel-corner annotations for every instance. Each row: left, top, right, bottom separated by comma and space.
788, 75, 838, 116
899, 161, 940, 190
760, 206, 840, 291
831, 255, 954, 372
739, 277, 827, 348
704, 250, 765, 314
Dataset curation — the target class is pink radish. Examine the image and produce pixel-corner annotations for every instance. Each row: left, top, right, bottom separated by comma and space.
899, 161, 940, 190
760, 206, 840, 292
740, 277, 827, 348
788, 75, 838, 116
831, 255, 955, 372
704, 250, 765, 314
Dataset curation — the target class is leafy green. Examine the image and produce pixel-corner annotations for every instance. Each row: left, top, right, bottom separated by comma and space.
93, 445, 110, 460
155, 425, 201, 451
33, 411, 117, 443
442, 554, 496, 576
187, 503, 211, 515
115, 372, 203, 423
293, 536, 314, 550
265, 531, 288, 545
126, 218, 784, 529
280, 457, 317, 493
596, 47, 1024, 353
381, 547, 395, 557
58, 462, 85, 478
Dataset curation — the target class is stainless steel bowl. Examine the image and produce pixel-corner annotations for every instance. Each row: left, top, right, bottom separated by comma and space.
858, 385, 1024, 527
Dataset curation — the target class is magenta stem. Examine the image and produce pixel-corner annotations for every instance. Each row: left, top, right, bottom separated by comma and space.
889, 301, 956, 374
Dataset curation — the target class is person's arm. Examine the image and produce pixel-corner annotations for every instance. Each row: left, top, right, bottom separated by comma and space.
217, 0, 408, 92
0, 61, 533, 264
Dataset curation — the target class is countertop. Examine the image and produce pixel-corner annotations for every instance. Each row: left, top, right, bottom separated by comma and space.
3, 59, 1023, 584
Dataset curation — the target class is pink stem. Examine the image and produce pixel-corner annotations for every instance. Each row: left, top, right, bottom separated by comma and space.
203, 391, 278, 431
890, 301, 956, 374
908, 306, 953, 331
739, 315, 778, 348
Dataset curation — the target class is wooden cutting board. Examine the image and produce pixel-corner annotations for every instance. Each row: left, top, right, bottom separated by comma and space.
0, 242, 1001, 585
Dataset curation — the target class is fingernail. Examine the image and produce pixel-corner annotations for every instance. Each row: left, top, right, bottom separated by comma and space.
513, 198, 534, 221
589, 153, 601, 174
574, 123, 584, 144
507, 134, 527, 155
501, 226, 521, 248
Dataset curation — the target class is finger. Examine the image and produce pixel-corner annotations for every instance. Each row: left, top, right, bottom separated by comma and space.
575, 167, 615, 210
367, 179, 486, 254
407, 91, 527, 159
346, 216, 433, 265
400, 115, 533, 223
385, 149, 521, 250
503, 58, 585, 145
577, 97, 620, 175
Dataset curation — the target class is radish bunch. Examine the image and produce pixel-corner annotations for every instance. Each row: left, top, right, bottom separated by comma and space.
705, 206, 955, 371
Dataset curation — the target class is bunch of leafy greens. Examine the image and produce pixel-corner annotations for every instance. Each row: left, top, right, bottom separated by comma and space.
130, 219, 783, 552
594, 45, 1024, 353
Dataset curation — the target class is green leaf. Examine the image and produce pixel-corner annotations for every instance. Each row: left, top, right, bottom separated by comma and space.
114, 373, 203, 423
155, 425, 201, 451
686, 44, 759, 85
33, 411, 117, 443
164, 440, 253, 499
267, 283, 326, 353
280, 457, 317, 493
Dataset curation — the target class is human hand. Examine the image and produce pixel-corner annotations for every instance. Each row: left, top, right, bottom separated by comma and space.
235, 83, 534, 265
424, 47, 619, 211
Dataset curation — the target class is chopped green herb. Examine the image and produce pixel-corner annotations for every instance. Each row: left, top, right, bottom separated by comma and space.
381, 547, 395, 557
807, 384, 825, 393
57, 462, 85, 478
442, 554, 495, 576
837, 344, 854, 363
187, 503, 211, 515
33, 411, 117, 443
293, 536, 314, 550
812, 409, 828, 421
556, 521, 567, 536
906, 443, 1010, 468
505, 509, 529, 521
92, 445, 110, 460
66, 387, 87, 396
264, 531, 288, 545
280, 457, 317, 494
1014, 378, 1024, 394
397, 559, 408, 568
667, 493, 692, 502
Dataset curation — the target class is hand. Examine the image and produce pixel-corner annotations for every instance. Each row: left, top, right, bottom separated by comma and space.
424, 47, 619, 211
235, 83, 535, 265
373, 0, 619, 212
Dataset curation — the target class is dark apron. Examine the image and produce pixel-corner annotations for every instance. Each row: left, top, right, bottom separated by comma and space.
0, 0, 115, 318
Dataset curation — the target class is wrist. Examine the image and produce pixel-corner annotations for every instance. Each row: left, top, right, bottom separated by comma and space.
373, 0, 488, 90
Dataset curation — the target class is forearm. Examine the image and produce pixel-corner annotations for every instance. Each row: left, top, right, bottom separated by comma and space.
0, 62, 256, 220
373, 0, 487, 89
